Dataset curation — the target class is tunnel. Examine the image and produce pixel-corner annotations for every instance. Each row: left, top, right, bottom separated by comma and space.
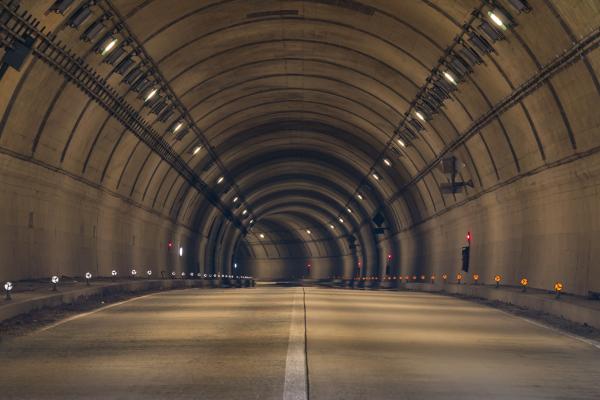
0, 0, 599, 398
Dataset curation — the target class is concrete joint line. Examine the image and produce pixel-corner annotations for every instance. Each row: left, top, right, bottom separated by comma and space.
283, 288, 309, 400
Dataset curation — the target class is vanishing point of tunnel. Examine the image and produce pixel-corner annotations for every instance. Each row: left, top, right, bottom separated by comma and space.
0, 0, 600, 399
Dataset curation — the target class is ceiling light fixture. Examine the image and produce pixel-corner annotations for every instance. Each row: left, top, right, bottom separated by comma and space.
144, 88, 158, 102
101, 37, 118, 55
443, 71, 457, 85
488, 8, 512, 30
171, 121, 184, 133
383, 158, 392, 167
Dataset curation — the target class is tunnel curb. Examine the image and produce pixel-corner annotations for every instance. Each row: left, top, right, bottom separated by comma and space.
407, 283, 600, 330
0, 279, 253, 323
328, 280, 600, 330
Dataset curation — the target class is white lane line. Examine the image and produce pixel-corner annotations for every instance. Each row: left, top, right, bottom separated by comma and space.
495, 309, 600, 350
37, 292, 163, 333
438, 292, 600, 350
283, 288, 308, 400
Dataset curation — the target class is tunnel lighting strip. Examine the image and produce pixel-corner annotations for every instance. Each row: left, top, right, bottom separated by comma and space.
319, 1, 489, 235
96, 0, 253, 223
0, 1, 246, 232
336, 0, 541, 236
387, 23, 600, 205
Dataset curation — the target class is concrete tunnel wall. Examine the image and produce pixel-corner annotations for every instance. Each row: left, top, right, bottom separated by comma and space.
0, 0, 599, 297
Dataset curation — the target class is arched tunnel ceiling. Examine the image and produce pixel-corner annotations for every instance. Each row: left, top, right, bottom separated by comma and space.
1, 0, 600, 273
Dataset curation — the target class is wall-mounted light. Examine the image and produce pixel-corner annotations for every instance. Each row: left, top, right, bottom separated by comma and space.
144, 87, 158, 102
306, 229, 312, 235
372, 173, 381, 181
179, 247, 183, 257
217, 176, 224, 184
473, 274, 480, 285
170, 121, 184, 134
131, 269, 137, 278
111, 270, 118, 281
338, 217, 344, 223
383, 158, 392, 167
329, 224, 335, 230
443, 71, 457, 85
397, 138, 407, 148
85, 272, 92, 286
51, 275, 59, 291
95, 35, 118, 56
415, 110, 426, 122
356, 193, 364, 200
100, 38, 117, 55
456, 273, 463, 284
192, 146, 202, 155
259, 233, 265, 239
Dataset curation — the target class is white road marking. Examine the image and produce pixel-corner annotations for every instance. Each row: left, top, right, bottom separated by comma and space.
496, 309, 600, 350
283, 288, 308, 400
37, 292, 163, 333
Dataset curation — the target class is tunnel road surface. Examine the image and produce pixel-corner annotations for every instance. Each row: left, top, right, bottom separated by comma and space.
0, 287, 599, 399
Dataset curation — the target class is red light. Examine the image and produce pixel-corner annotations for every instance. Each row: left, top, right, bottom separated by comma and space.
387, 254, 392, 260
466, 232, 471, 242
168, 240, 173, 249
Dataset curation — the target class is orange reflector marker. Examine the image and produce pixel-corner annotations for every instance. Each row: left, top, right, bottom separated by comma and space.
554, 281, 563, 298
521, 277, 528, 292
